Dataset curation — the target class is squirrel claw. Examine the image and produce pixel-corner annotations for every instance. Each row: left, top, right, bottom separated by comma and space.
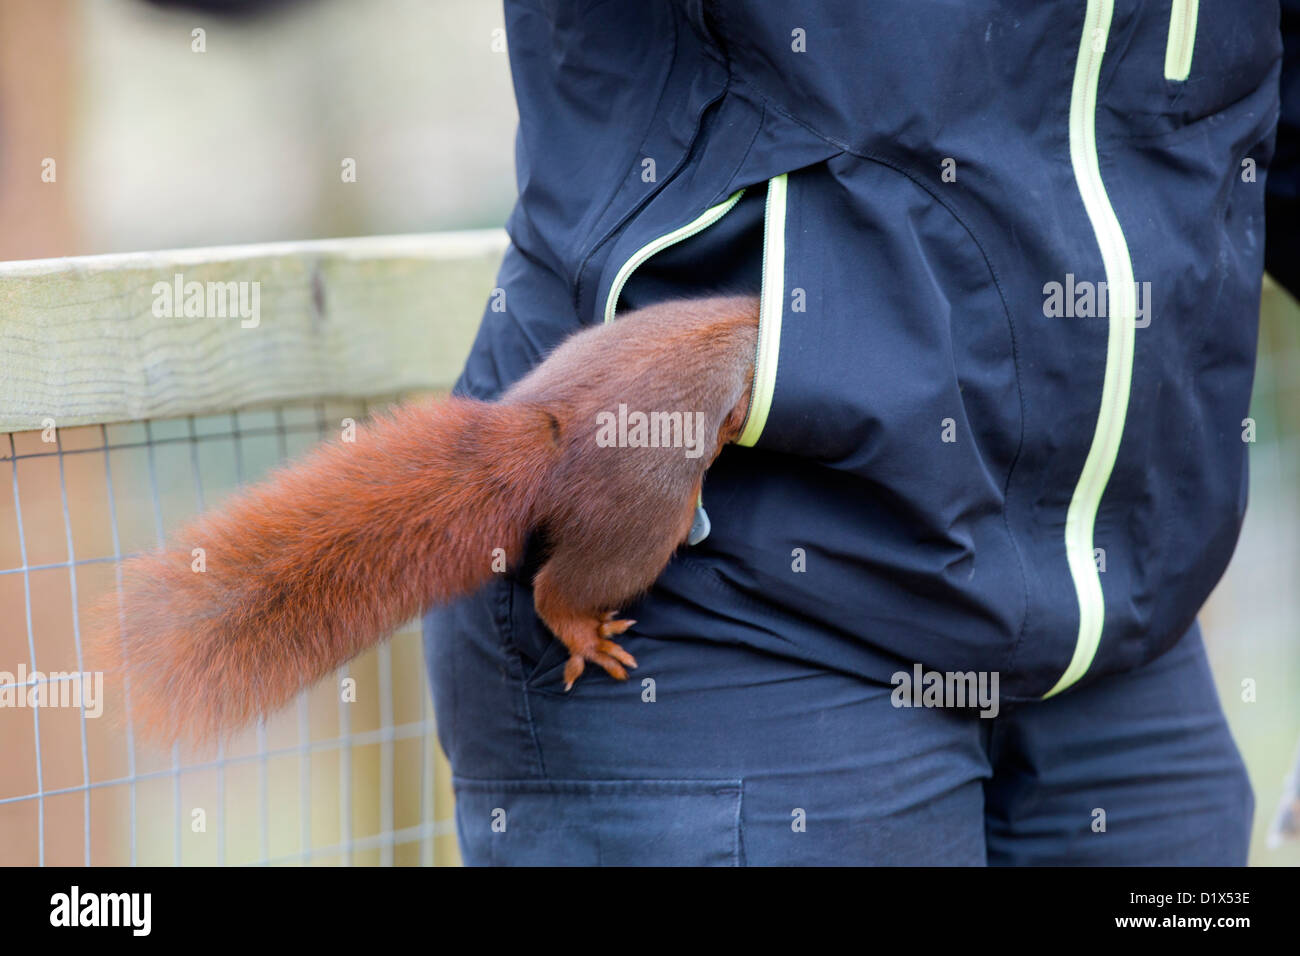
558, 616, 638, 690
599, 612, 636, 637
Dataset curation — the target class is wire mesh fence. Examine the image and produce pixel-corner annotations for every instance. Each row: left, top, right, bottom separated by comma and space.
0, 399, 458, 866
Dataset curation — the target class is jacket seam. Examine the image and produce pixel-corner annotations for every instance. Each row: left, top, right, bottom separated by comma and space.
567, 5, 682, 301
717, 98, 767, 205
572, 9, 733, 319
1109, 80, 1281, 145
592, 89, 763, 328
574, 76, 732, 320
500, 578, 549, 778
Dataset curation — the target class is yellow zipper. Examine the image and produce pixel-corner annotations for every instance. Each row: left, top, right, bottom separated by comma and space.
603, 188, 747, 323
1164, 0, 1199, 82
1045, 0, 1138, 698
735, 174, 787, 448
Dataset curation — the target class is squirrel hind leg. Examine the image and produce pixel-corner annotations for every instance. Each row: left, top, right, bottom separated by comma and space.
532, 566, 638, 690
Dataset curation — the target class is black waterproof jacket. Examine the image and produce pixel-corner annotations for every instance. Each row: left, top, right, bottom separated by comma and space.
456, 1, 1299, 701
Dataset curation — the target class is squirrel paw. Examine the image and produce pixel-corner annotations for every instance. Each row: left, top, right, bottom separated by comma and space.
558, 611, 638, 690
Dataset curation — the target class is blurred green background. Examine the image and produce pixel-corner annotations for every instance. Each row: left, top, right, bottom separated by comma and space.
1209, 278, 1300, 866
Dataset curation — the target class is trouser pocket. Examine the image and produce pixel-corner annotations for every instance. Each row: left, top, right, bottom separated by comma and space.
452, 777, 743, 866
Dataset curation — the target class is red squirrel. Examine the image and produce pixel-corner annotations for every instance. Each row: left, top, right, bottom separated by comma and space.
89, 295, 759, 745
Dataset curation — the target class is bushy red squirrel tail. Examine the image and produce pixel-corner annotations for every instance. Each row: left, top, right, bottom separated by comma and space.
89, 294, 761, 747
89, 397, 556, 746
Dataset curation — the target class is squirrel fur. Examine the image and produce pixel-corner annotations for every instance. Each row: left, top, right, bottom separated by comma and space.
88, 295, 760, 745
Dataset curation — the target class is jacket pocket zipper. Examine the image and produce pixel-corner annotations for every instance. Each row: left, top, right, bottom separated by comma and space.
603, 188, 747, 324
1164, 0, 1199, 82
603, 183, 772, 545
602, 187, 747, 544
735, 173, 787, 448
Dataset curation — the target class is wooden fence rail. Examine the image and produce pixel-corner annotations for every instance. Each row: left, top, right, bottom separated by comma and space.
0, 231, 508, 431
